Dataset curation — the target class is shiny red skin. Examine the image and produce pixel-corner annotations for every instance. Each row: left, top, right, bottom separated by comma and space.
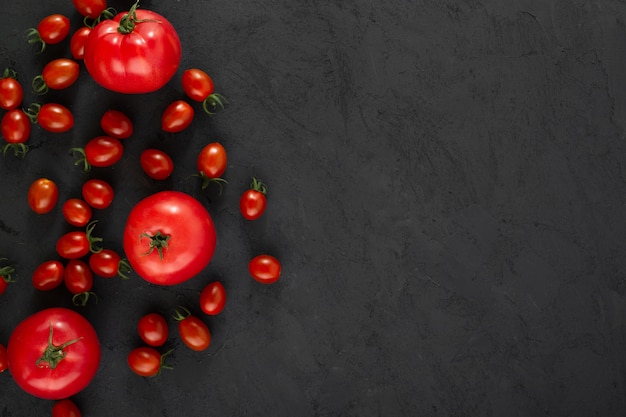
137, 313, 168, 347
28, 178, 58, 214
199, 281, 226, 315
140, 149, 174, 180
82, 179, 114, 209
32, 260, 65, 291
100, 109, 133, 139
161, 100, 194, 133
40, 58, 80, 90
249, 254, 282, 284
0, 76, 24, 110
70, 27, 92, 60
62, 198, 92, 227
1, 109, 31, 144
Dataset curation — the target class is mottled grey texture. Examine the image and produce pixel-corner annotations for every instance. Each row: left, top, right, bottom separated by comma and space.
1, 0, 626, 416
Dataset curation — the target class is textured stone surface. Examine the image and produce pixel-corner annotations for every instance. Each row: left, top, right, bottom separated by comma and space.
1, 0, 626, 416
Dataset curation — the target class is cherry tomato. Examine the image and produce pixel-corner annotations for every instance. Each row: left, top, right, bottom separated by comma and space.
62, 198, 92, 227
70, 27, 91, 60
27, 14, 71, 53
239, 177, 267, 220
249, 254, 281, 284
100, 109, 133, 139
73, 0, 107, 19
56, 222, 102, 259
182, 68, 227, 115
32, 58, 80, 94
140, 148, 174, 180
123, 191, 216, 286
0, 259, 15, 295
1, 109, 31, 156
32, 260, 64, 291
197, 142, 227, 180
28, 178, 58, 214
52, 398, 82, 417
0, 69, 24, 110
64, 259, 94, 306
7, 307, 101, 399
89, 249, 131, 279
127, 346, 170, 377
137, 313, 168, 347
71, 136, 123, 171
174, 307, 211, 351
82, 178, 114, 209
199, 281, 226, 315
83, 4, 181, 94
26, 103, 74, 133
0, 343, 7, 373
161, 100, 194, 133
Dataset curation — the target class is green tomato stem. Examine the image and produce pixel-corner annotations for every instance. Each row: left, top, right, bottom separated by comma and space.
36, 324, 83, 369
140, 231, 170, 260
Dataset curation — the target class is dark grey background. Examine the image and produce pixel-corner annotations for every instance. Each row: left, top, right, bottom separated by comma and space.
1, 0, 626, 416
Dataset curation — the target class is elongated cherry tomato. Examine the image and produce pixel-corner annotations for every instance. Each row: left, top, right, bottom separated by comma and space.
0, 69, 24, 110
73, 0, 107, 19
33, 58, 79, 94
56, 222, 102, 259
52, 398, 82, 417
89, 249, 131, 279
32, 260, 64, 291
62, 198, 92, 227
27, 14, 71, 52
127, 347, 170, 377
239, 177, 267, 220
70, 26, 91, 60
64, 259, 94, 306
182, 68, 227, 115
100, 109, 133, 139
140, 149, 174, 180
26, 103, 74, 133
0, 343, 7, 373
71, 136, 123, 171
161, 100, 194, 133
174, 307, 210, 351
197, 142, 227, 179
28, 178, 58, 214
199, 281, 226, 315
138, 313, 168, 347
1, 109, 31, 156
249, 254, 281, 284
82, 179, 114, 209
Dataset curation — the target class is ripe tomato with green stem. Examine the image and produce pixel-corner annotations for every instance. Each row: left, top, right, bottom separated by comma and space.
56, 221, 103, 260
52, 398, 82, 417
26, 102, 74, 133
174, 306, 211, 351
182, 68, 228, 115
7, 307, 101, 399
89, 248, 131, 279
32, 58, 80, 94
0, 258, 16, 295
161, 100, 194, 133
137, 313, 168, 347
1, 108, 31, 157
82, 178, 114, 209
64, 259, 95, 307
196, 142, 227, 191
26, 14, 71, 53
240, 177, 268, 220
28, 178, 58, 214
32, 260, 65, 291
127, 346, 172, 377
0, 68, 24, 110
71, 136, 124, 172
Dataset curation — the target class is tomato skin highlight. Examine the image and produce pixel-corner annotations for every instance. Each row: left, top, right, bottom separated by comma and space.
56, 231, 90, 259
199, 281, 226, 315
140, 149, 174, 180
37, 58, 80, 92
176, 313, 211, 351
7, 307, 101, 400
32, 260, 65, 291
28, 178, 58, 214
52, 398, 82, 417
70, 26, 91, 60
0, 73, 24, 110
82, 178, 114, 209
34, 103, 74, 133
1, 109, 31, 144
84, 136, 124, 168
100, 109, 133, 139
138, 313, 169, 347
89, 249, 124, 278
64, 259, 93, 294
161, 100, 194, 133
197, 142, 227, 179
182, 68, 215, 102
84, 8, 182, 94
249, 254, 281, 284
127, 346, 165, 377
62, 198, 92, 227
73, 0, 107, 19
123, 191, 216, 286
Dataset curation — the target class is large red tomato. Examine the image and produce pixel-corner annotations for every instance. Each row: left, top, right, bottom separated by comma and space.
83, 2, 181, 94
7, 307, 101, 400
123, 191, 216, 285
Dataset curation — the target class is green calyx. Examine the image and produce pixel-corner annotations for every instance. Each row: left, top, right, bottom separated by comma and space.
36, 324, 83, 369
172, 306, 191, 322
140, 231, 170, 259
2, 143, 29, 158
2, 68, 18, 80
250, 177, 268, 195
117, 1, 159, 34
0, 258, 15, 283
72, 291, 98, 307
86, 220, 104, 254
26, 28, 45, 54
69, 147, 91, 172
32, 75, 49, 95
202, 94, 228, 116
84, 7, 117, 28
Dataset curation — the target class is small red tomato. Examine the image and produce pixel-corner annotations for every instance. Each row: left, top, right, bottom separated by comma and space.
89, 249, 130, 279
70, 26, 91, 60
33, 58, 80, 94
27, 14, 70, 52
56, 222, 101, 259
82, 178, 114, 209
1, 109, 31, 156
138, 313, 169, 347
174, 307, 211, 351
181, 68, 227, 115
249, 254, 281, 284
199, 281, 226, 315
72, 0, 107, 19
28, 178, 58, 214
0, 69, 24, 110
52, 398, 82, 417
64, 259, 94, 306
197, 142, 227, 179
26, 102, 74, 133
0, 343, 7, 373
100, 109, 133, 139
239, 177, 267, 220
161, 100, 194, 133
62, 198, 92, 227
71, 136, 123, 171
32, 260, 64, 291
127, 347, 170, 377
140, 149, 174, 180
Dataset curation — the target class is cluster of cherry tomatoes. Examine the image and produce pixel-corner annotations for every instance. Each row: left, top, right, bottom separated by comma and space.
0, 0, 284, 416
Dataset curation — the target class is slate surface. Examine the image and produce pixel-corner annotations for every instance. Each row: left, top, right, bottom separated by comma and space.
1, 0, 626, 416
